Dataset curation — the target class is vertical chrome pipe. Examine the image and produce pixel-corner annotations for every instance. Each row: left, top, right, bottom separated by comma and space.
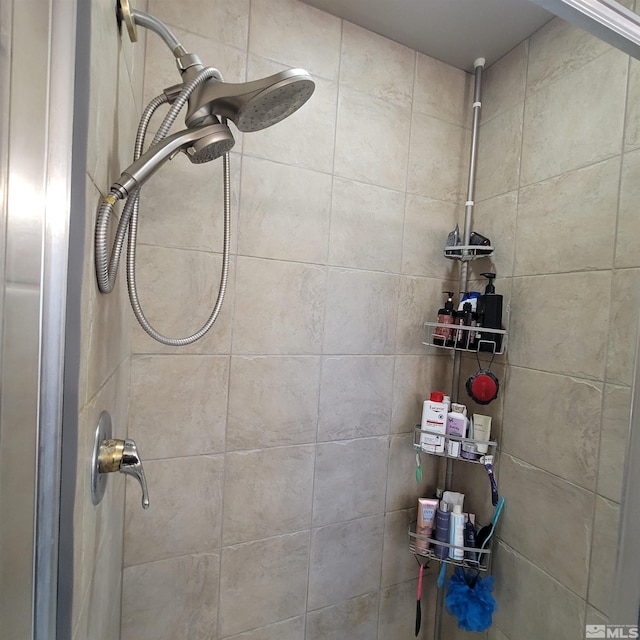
434, 57, 485, 640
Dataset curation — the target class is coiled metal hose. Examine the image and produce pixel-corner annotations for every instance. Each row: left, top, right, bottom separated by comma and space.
95, 67, 231, 346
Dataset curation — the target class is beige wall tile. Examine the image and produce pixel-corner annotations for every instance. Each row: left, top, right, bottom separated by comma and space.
227, 356, 320, 450
378, 580, 433, 640
148, 0, 249, 49
318, 356, 394, 440
222, 616, 305, 640
402, 195, 461, 278
312, 438, 388, 526
381, 509, 418, 588
475, 106, 522, 200
499, 454, 594, 597
408, 111, 468, 202
238, 156, 332, 263
527, 17, 614, 95
482, 42, 527, 124
323, 269, 399, 355
515, 158, 619, 276
130, 245, 234, 355
586, 605, 609, 626
219, 532, 310, 636
308, 516, 384, 609
625, 58, 640, 151
521, 49, 627, 186
502, 367, 602, 490
306, 593, 379, 640
335, 87, 411, 191
249, 0, 341, 80
616, 149, 640, 268
414, 53, 469, 126
606, 268, 640, 386
242, 56, 337, 174
124, 455, 224, 566
329, 178, 405, 273
121, 553, 220, 640
232, 257, 326, 355
509, 272, 611, 380
391, 355, 453, 434
588, 496, 620, 617
341, 21, 415, 108
386, 434, 438, 512
598, 385, 631, 503
222, 446, 314, 544
129, 355, 229, 459
493, 541, 586, 640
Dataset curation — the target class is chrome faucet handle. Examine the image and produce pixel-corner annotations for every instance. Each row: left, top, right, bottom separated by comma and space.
98, 437, 150, 509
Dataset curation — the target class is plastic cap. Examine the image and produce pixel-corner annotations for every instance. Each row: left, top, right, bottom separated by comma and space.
430, 391, 445, 402
453, 504, 462, 514
440, 501, 449, 512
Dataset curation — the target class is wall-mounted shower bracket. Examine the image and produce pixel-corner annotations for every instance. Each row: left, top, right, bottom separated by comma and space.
117, 0, 137, 43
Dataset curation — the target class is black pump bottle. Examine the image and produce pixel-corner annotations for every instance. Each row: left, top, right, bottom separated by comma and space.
477, 273, 503, 352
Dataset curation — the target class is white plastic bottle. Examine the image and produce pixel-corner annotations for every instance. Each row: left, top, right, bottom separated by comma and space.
446, 403, 468, 457
420, 391, 448, 454
449, 503, 465, 560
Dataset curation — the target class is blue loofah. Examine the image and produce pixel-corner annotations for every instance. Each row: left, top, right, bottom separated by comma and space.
445, 567, 497, 632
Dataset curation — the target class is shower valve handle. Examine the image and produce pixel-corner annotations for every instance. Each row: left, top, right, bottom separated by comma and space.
98, 438, 150, 509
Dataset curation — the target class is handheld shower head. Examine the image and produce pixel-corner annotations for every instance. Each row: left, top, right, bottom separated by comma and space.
112, 122, 235, 197
185, 68, 315, 132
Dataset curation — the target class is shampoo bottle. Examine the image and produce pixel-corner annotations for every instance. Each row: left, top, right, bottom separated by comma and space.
433, 292, 455, 346
449, 504, 465, 560
434, 501, 450, 560
477, 273, 503, 352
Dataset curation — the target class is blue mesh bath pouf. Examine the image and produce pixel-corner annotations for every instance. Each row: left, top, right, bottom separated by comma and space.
445, 567, 497, 632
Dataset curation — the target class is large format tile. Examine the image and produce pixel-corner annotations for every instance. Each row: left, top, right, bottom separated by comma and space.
401, 195, 460, 278
341, 21, 415, 109
129, 355, 228, 459
221, 616, 305, 640
493, 541, 586, 640
222, 446, 314, 544
248, 0, 341, 81
606, 268, 640, 386
482, 41, 527, 124
520, 48, 627, 186
502, 367, 602, 490
381, 509, 418, 588
308, 516, 384, 609
312, 438, 388, 526
499, 454, 594, 597
220, 533, 309, 637
515, 158, 619, 276
148, 0, 249, 49
597, 385, 632, 503
121, 553, 220, 640
323, 269, 399, 355
616, 149, 640, 268
475, 105, 522, 201
317, 356, 394, 440
227, 356, 320, 450
334, 87, 411, 191
124, 455, 224, 566
408, 111, 468, 202
232, 257, 326, 355
378, 580, 433, 640
625, 58, 640, 151
130, 245, 234, 355
329, 178, 405, 273
414, 53, 469, 126
509, 272, 610, 380
306, 593, 378, 640
238, 156, 331, 264
588, 496, 620, 617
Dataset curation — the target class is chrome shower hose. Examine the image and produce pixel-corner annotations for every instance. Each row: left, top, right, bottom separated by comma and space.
95, 67, 231, 346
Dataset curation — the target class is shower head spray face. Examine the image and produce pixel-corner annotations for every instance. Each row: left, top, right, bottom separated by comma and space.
185, 68, 316, 132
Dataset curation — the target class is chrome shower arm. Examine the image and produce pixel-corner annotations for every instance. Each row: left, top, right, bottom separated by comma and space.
130, 8, 187, 57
